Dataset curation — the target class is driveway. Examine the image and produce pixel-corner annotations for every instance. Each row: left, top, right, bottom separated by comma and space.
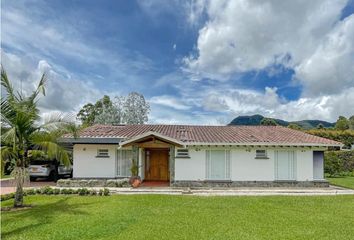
0, 178, 56, 195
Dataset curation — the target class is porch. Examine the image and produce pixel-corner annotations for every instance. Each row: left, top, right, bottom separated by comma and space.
119, 131, 185, 186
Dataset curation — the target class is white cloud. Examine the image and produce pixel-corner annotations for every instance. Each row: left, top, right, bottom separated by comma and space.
137, 0, 206, 27
183, 0, 353, 96
201, 86, 354, 122
1, 50, 104, 114
150, 95, 192, 110
295, 15, 354, 96
150, 70, 354, 123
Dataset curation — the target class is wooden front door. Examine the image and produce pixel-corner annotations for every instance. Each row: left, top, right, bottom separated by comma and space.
145, 149, 169, 181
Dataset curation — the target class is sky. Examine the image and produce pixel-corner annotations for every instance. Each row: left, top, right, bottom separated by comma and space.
1, 0, 354, 125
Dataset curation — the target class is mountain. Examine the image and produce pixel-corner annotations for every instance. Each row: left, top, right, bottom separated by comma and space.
229, 115, 335, 129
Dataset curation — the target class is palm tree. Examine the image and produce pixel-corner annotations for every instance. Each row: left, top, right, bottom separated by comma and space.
1, 66, 74, 207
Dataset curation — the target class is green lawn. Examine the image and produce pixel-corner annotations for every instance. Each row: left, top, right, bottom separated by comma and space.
327, 176, 354, 189
0, 175, 12, 179
1, 195, 354, 240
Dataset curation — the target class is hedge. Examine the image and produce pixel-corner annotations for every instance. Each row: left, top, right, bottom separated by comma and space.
324, 150, 354, 177
0, 187, 110, 202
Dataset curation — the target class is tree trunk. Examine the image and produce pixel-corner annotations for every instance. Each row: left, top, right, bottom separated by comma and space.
13, 169, 24, 208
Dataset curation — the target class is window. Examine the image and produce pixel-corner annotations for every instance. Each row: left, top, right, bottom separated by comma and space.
206, 150, 230, 180
176, 149, 190, 158
117, 150, 133, 177
97, 149, 109, 158
255, 150, 268, 159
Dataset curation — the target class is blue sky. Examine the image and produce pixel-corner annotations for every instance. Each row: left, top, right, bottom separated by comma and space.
1, 0, 354, 124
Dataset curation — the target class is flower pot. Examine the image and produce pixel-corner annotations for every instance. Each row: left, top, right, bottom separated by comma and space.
129, 176, 141, 188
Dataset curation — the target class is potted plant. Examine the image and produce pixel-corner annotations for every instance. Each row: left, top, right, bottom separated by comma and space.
129, 159, 141, 188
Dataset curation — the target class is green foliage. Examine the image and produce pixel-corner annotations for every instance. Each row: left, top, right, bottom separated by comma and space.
324, 150, 354, 177
78, 188, 90, 196
76, 95, 113, 125
349, 116, 354, 130
229, 114, 335, 129
53, 188, 60, 195
260, 118, 277, 126
288, 123, 302, 130
317, 123, 324, 129
26, 189, 36, 195
0, 193, 15, 201
335, 116, 350, 131
307, 129, 354, 148
1, 188, 111, 201
103, 188, 110, 196
2, 195, 354, 239
41, 186, 53, 195
130, 159, 139, 177
77, 92, 150, 125
1, 66, 73, 207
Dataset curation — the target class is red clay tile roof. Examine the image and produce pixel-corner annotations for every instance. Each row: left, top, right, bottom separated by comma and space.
64, 124, 342, 146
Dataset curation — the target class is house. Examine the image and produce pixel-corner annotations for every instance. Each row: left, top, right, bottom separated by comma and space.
62, 124, 342, 187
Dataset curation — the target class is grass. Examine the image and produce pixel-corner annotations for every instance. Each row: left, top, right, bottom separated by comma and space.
1, 195, 354, 240
327, 176, 354, 189
0, 175, 12, 179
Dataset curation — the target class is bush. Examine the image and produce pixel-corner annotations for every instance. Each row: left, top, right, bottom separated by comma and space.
325, 150, 354, 177
1, 193, 15, 201
103, 188, 110, 196
60, 188, 68, 194
98, 189, 104, 196
78, 188, 90, 196
26, 189, 36, 195
41, 186, 53, 195
53, 188, 60, 195
90, 189, 97, 195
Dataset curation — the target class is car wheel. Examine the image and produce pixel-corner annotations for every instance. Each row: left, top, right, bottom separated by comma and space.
30, 176, 36, 182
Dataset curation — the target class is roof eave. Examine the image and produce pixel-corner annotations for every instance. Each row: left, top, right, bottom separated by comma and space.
59, 137, 123, 144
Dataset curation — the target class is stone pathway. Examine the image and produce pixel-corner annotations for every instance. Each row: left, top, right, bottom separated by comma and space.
109, 185, 354, 196
52, 185, 354, 196
2, 180, 354, 196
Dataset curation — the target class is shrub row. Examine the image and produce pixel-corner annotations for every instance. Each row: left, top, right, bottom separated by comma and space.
57, 178, 129, 188
324, 150, 354, 177
0, 187, 110, 201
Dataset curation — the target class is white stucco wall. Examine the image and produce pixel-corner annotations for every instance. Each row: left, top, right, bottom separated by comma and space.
175, 149, 206, 181
73, 144, 318, 181
73, 144, 117, 178
174, 147, 316, 181
296, 150, 313, 181
231, 149, 275, 181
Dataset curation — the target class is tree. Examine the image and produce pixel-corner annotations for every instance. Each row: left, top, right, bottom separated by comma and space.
317, 123, 324, 129
76, 103, 96, 126
260, 118, 277, 126
77, 95, 113, 126
349, 115, 354, 130
123, 92, 150, 124
335, 116, 350, 131
81, 92, 150, 125
1, 67, 73, 207
288, 123, 302, 130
